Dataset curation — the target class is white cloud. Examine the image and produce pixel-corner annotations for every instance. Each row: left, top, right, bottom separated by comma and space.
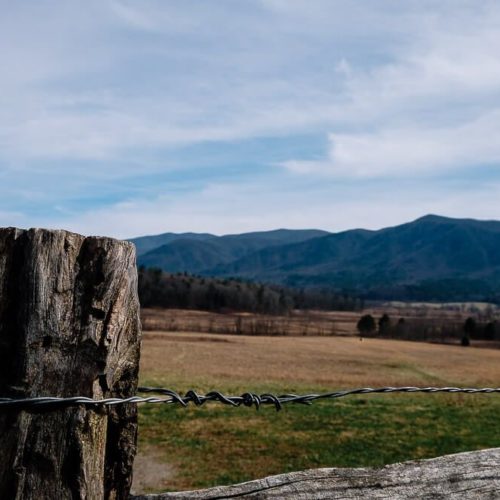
1, 1, 496, 176
2, 1, 500, 233
278, 2, 500, 177
282, 110, 500, 177
35, 178, 500, 239
7, 0, 494, 164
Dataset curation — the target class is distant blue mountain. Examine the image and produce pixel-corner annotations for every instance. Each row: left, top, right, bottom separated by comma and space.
130, 229, 329, 273
130, 216, 500, 301
131, 232, 216, 256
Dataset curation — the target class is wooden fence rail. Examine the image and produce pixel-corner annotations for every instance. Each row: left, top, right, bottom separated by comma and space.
131, 448, 500, 499
0, 227, 499, 499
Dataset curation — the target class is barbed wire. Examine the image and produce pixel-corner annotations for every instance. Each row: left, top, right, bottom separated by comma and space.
1, 386, 499, 411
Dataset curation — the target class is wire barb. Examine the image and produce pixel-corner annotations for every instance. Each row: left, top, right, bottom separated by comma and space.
0, 386, 499, 411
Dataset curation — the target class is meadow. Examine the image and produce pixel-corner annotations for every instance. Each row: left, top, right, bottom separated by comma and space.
141, 304, 498, 340
133, 320, 500, 494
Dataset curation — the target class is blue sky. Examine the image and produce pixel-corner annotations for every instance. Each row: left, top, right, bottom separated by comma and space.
1, 0, 500, 238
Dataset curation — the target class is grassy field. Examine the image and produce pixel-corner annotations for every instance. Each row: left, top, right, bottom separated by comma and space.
141, 305, 499, 342
132, 330, 500, 494
141, 307, 361, 336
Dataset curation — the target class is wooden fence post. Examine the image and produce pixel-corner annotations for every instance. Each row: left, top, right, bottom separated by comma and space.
0, 228, 141, 500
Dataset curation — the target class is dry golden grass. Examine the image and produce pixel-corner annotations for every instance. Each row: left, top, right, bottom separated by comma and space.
135, 330, 500, 493
140, 331, 500, 389
141, 307, 359, 336
141, 305, 497, 342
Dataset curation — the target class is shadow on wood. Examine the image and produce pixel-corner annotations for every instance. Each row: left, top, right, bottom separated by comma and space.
131, 448, 500, 499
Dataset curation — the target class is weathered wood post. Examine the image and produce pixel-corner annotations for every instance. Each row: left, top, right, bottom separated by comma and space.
0, 228, 141, 500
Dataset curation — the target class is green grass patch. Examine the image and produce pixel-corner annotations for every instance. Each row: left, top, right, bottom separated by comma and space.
137, 382, 500, 492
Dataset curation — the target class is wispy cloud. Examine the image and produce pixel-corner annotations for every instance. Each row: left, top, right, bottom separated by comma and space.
280, 1, 500, 178
42, 177, 500, 238
1, 1, 499, 235
282, 110, 500, 178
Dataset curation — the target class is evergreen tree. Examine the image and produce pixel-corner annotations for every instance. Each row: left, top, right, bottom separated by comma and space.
462, 316, 476, 346
357, 314, 376, 336
378, 313, 391, 335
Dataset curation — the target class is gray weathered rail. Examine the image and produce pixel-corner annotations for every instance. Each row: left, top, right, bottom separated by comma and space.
131, 448, 500, 499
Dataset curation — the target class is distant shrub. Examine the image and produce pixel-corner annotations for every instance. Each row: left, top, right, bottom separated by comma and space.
484, 321, 497, 341
357, 314, 376, 336
378, 313, 391, 335
462, 317, 476, 346
463, 317, 477, 336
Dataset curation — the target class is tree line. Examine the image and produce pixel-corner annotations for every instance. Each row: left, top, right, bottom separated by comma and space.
138, 266, 363, 314
356, 313, 500, 345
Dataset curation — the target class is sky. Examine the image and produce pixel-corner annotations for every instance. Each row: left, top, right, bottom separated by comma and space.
1, 0, 500, 238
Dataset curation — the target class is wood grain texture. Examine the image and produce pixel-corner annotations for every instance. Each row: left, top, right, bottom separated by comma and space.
131, 448, 500, 499
0, 228, 142, 500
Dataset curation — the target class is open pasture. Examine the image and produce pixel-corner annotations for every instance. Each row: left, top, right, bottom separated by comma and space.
141, 307, 360, 336
140, 331, 500, 388
134, 330, 500, 493
141, 305, 499, 342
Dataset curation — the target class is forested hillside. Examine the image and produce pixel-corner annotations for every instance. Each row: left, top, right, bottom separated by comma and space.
133, 216, 500, 302
138, 267, 362, 314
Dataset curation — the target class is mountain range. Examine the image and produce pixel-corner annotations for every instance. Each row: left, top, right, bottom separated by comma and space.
130, 215, 500, 301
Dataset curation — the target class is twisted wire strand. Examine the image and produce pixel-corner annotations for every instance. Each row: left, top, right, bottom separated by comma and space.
0, 386, 499, 411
